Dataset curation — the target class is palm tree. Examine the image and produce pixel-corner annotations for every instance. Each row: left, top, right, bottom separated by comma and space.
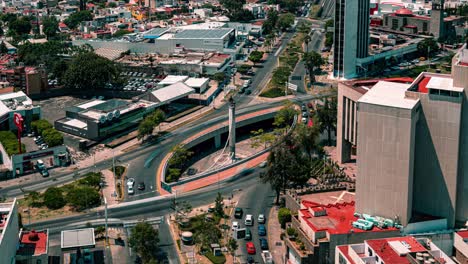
302, 51, 324, 83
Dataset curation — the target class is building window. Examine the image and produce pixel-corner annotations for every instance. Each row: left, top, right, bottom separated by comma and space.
392, 19, 399, 30
423, 22, 428, 32
368, 248, 373, 256
385, 16, 388, 26
403, 17, 408, 26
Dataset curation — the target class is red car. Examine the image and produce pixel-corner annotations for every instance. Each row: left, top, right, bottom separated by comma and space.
246, 242, 256, 254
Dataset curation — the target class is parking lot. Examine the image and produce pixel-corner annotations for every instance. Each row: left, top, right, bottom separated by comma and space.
119, 71, 165, 92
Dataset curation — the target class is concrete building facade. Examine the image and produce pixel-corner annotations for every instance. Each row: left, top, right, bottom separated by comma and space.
353, 46, 468, 228
333, 0, 369, 79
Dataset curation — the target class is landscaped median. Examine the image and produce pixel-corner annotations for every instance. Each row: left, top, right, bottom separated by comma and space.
260, 20, 312, 98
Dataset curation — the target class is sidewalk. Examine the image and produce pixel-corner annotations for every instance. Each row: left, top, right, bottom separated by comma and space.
267, 206, 286, 264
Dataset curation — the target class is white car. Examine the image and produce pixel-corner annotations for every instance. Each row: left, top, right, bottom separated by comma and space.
127, 178, 135, 187
231, 221, 239, 231
258, 214, 266, 224
128, 186, 134, 195
301, 117, 307, 123
259, 161, 267, 168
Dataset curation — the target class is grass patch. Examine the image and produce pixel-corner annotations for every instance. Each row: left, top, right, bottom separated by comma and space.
205, 252, 226, 264
176, 239, 181, 250
261, 87, 289, 98
19, 172, 103, 222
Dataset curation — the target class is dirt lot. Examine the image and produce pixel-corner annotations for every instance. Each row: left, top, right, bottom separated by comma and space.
33, 96, 87, 124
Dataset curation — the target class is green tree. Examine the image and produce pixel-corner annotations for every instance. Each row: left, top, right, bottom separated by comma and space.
42, 128, 64, 147
277, 207, 291, 228
128, 222, 160, 263
64, 10, 93, 29
42, 16, 58, 39
0, 27, 4, 36
169, 145, 193, 169
260, 139, 304, 204
193, 221, 221, 249
227, 238, 239, 262
149, 109, 165, 127
37, 1, 44, 9
229, 9, 255, 22
250, 129, 276, 149
26, 191, 41, 207
220, 0, 245, 14
316, 96, 337, 146
113, 29, 130, 38
108, 2, 117, 8
214, 192, 224, 217
67, 186, 101, 210
31, 119, 53, 135
293, 123, 321, 160
273, 102, 297, 129
303, 51, 324, 83
417, 38, 439, 57
277, 13, 295, 31
43, 187, 66, 209
95, 226, 106, 239
167, 168, 181, 182
263, 10, 279, 35
237, 64, 251, 74
63, 52, 120, 90
0, 41, 8, 54
137, 118, 155, 141
213, 72, 226, 83
272, 66, 291, 86
8, 16, 32, 38
249, 50, 264, 65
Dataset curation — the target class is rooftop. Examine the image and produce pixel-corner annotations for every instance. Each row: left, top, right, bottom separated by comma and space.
158, 75, 189, 86
358, 81, 418, 109
299, 199, 399, 235
143, 27, 170, 39
151, 82, 195, 103
185, 77, 209, 88
61, 228, 96, 250
0, 91, 36, 116
342, 77, 414, 95
17, 229, 48, 256
409, 72, 464, 94
366, 237, 427, 263
173, 28, 233, 39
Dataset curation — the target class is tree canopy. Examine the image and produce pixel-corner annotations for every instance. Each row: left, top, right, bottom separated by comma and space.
66, 186, 101, 211
249, 50, 264, 65
138, 109, 166, 141
64, 10, 93, 29
316, 97, 337, 146
43, 187, 66, 209
303, 51, 325, 83
277, 13, 295, 31
128, 222, 160, 263
63, 52, 120, 90
7, 16, 32, 39
42, 16, 59, 39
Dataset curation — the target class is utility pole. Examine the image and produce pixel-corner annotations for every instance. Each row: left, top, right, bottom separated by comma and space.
104, 197, 108, 245
112, 149, 116, 179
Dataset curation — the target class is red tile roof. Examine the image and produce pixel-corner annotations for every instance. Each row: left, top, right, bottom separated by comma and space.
17, 230, 48, 256
366, 237, 426, 264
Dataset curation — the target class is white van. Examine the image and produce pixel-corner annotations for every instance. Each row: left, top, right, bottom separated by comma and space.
245, 214, 253, 226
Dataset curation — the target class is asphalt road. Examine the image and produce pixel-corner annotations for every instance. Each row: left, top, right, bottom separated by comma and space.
234, 171, 275, 264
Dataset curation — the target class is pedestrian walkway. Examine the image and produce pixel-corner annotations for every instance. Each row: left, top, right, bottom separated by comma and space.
101, 169, 119, 206
267, 206, 286, 264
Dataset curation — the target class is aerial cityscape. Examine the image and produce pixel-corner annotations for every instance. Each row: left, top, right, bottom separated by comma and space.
0, 0, 466, 263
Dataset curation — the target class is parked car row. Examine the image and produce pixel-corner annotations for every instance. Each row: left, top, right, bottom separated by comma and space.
34, 136, 48, 150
